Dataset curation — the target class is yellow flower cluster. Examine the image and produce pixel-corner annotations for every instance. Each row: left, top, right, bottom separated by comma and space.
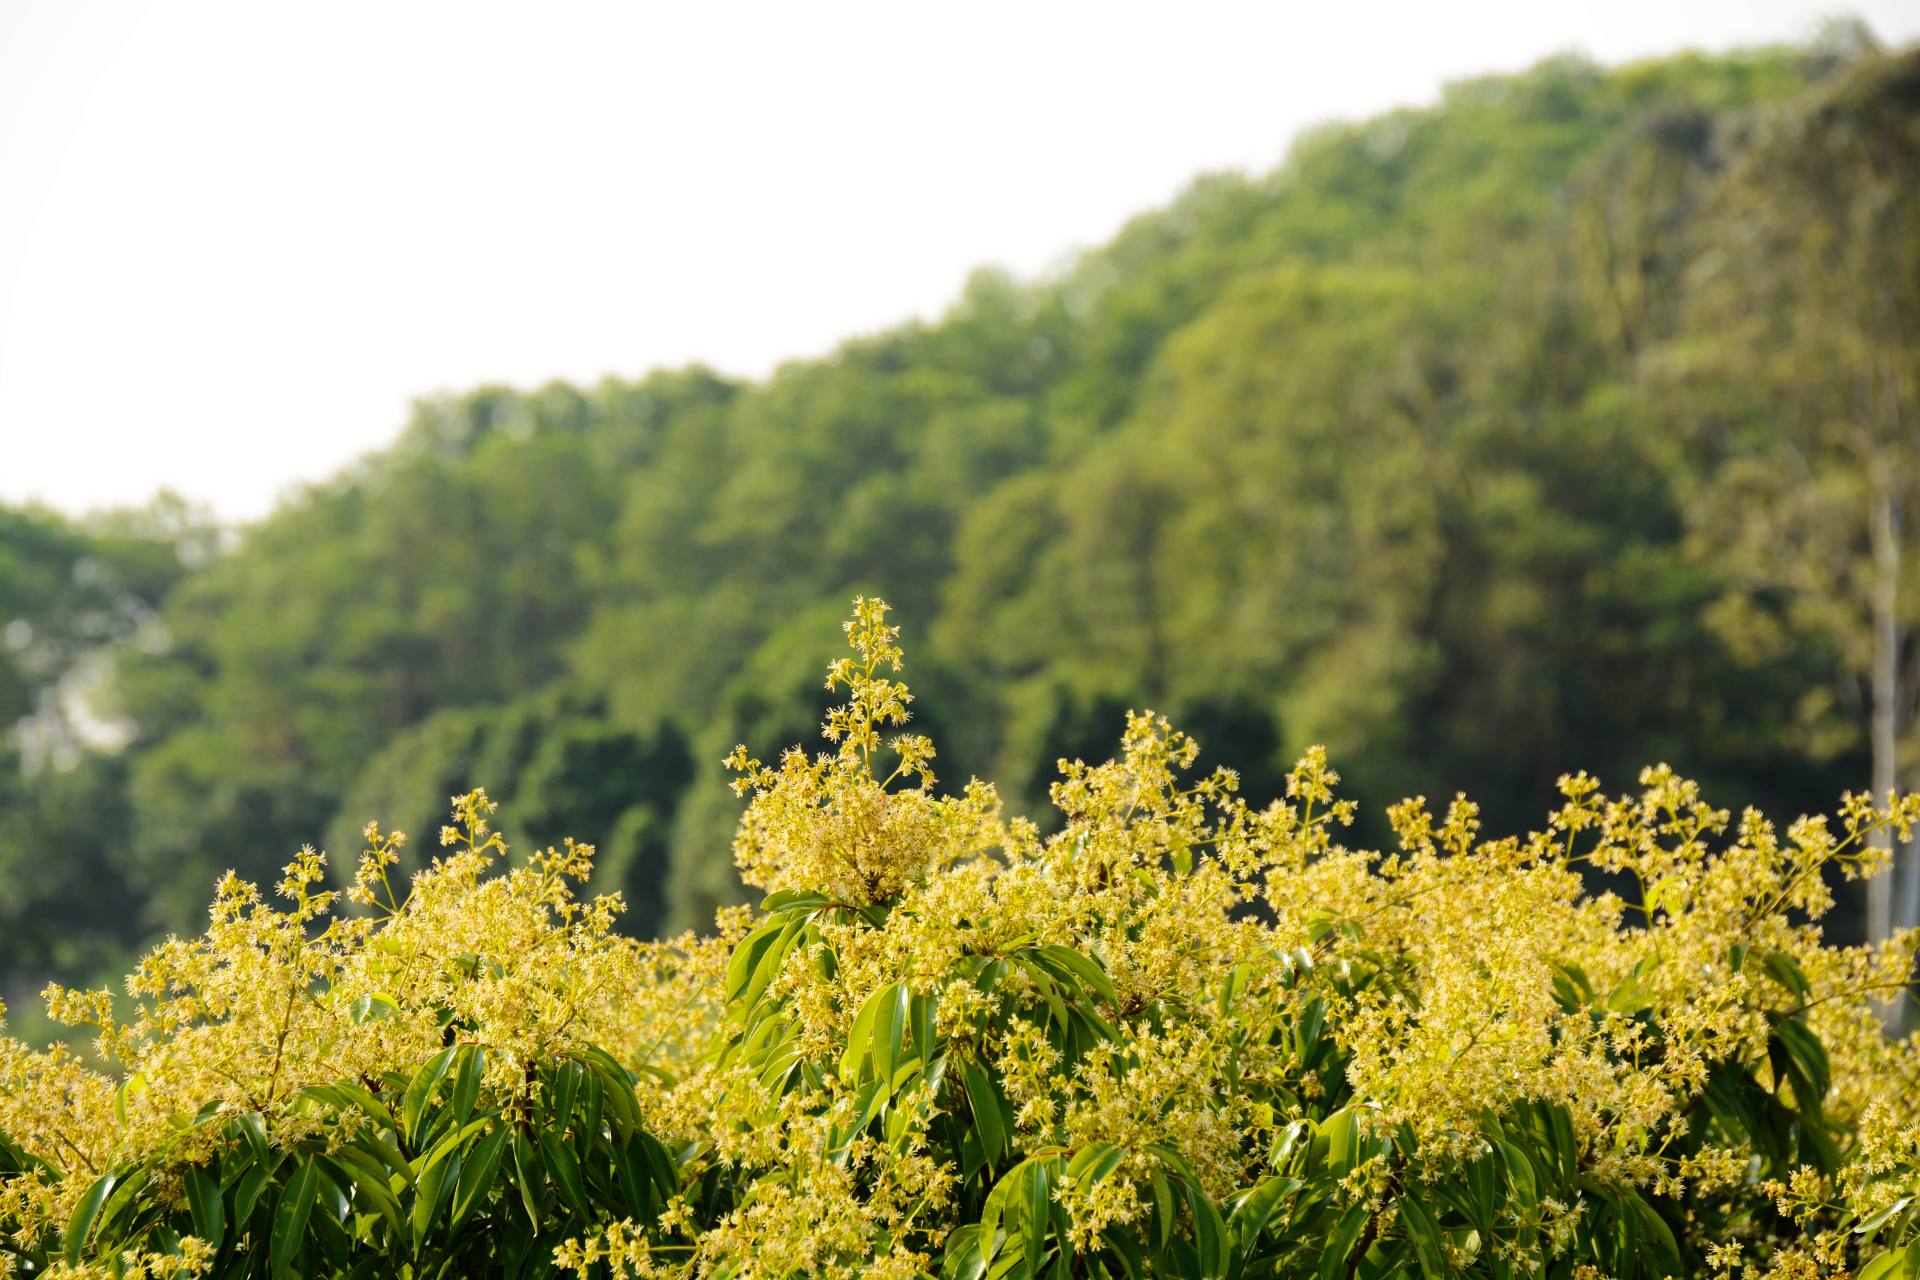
726, 597, 1000, 908
3, 597, 1917, 1278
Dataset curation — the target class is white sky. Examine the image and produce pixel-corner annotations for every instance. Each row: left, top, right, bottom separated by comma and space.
4, 1, 1916, 523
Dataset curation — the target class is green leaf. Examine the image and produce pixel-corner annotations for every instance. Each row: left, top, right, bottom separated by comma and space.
1269, 1121, 1307, 1170
1549, 962, 1593, 1012
112, 1073, 147, 1128
1150, 1169, 1174, 1252
1318, 1203, 1370, 1280
581, 1046, 642, 1133
980, 1163, 1018, 1265
300, 1081, 396, 1130
62, 1170, 116, 1265
236, 1111, 271, 1164
1035, 945, 1118, 1004
449, 1045, 485, 1126
1854, 1196, 1913, 1238
610, 1135, 649, 1219
94, 1166, 152, 1244
184, 1166, 225, 1254
1493, 1138, 1536, 1218
548, 1059, 584, 1131
1397, 1195, 1446, 1279
726, 916, 801, 1009
873, 982, 909, 1087
1025, 961, 1072, 1032
414, 1117, 487, 1183
841, 982, 907, 1084
1541, 1103, 1577, 1180
1066, 1142, 1126, 1187
510, 1131, 542, 1227
910, 991, 938, 1063
1644, 873, 1686, 918
1145, 1141, 1203, 1189
347, 992, 401, 1024
1761, 951, 1811, 1000
271, 1159, 319, 1277
636, 1131, 678, 1203
962, 1060, 1008, 1165
1226, 1175, 1299, 1269
538, 1127, 592, 1220
311, 1157, 351, 1230
761, 889, 833, 914
1102, 1225, 1147, 1280
1020, 1159, 1051, 1277
232, 1159, 277, 1230
1315, 1108, 1364, 1176
1186, 1182, 1229, 1280
942, 1224, 988, 1280
1464, 1150, 1498, 1232
401, 1047, 457, 1144
1291, 996, 1326, 1065
1773, 1018, 1832, 1107
967, 1059, 1013, 1174
411, 1144, 462, 1250
1604, 975, 1653, 1015
320, 1152, 404, 1237
744, 917, 805, 1016
1856, 1248, 1905, 1280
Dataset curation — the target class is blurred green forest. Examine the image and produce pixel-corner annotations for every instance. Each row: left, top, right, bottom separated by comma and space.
5, 32, 1918, 1029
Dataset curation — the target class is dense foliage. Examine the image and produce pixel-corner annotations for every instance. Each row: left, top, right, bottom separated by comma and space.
3, 601, 1918, 1279
5, 36, 1918, 1013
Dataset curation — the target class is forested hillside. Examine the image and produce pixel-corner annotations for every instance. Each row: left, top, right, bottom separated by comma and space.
4, 33, 1917, 1021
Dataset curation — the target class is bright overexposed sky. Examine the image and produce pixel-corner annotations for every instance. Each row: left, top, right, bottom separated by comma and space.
3, 1, 1916, 522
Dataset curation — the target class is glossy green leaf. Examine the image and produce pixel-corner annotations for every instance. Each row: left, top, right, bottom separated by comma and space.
62, 1171, 116, 1265
183, 1166, 225, 1254
1761, 951, 1812, 1000
401, 1048, 457, 1144
1397, 1195, 1446, 1279
538, 1127, 592, 1220
271, 1159, 319, 1277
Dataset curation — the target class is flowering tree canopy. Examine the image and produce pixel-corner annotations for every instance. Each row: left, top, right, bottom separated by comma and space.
3, 600, 1917, 1279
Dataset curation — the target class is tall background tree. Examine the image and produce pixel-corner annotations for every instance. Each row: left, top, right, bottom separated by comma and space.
3, 35, 1915, 1032
1665, 47, 1920, 950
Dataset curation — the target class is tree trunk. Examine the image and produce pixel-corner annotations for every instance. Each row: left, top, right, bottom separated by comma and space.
1897, 770, 1920, 932
1868, 486, 1912, 1032
1886, 750, 1920, 1044
1868, 489, 1898, 948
